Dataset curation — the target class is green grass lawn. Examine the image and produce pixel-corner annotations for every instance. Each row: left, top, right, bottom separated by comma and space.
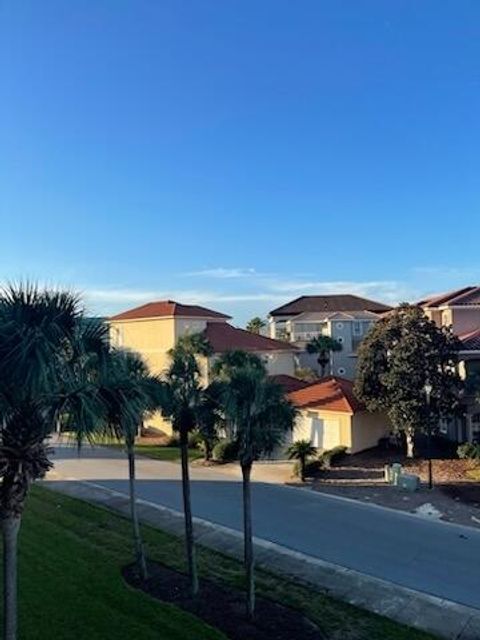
13, 486, 224, 640
7, 486, 437, 640
134, 444, 203, 462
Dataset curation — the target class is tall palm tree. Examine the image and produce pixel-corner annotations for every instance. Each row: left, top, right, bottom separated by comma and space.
306, 335, 342, 377
160, 333, 212, 597
245, 317, 266, 334
215, 359, 296, 618
98, 348, 164, 581
287, 440, 317, 481
0, 285, 108, 640
196, 382, 222, 462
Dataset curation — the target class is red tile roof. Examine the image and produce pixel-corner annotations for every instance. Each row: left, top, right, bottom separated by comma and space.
459, 328, 480, 351
270, 295, 391, 317
288, 376, 364, 414
418, 287, 480, 308
269, 374, 310, 393
110, 300, 231, 321
204, 322, 296, 353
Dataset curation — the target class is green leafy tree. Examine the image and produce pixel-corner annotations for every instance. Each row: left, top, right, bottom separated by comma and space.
160, 333, 212, 596
306, 335, 342, 377
0, 285, 109, 640
98, 349, 164, 581
355, 304, 463, 458
287, 440, 317, 481
246, 316, 266, 334
215, 355, 296, 618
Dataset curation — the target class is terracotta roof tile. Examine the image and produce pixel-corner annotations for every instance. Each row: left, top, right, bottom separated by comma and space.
204, 322, 296, 353
418, 287, 480, 308
269, 374, 310, 393
110, 301, 231, 321
270, 295, 391, 317
459, 328, 480, 351
288, 376, 364, 413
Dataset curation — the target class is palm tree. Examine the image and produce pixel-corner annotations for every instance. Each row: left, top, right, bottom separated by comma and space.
0, 285, 108, 640
160, 333, 212, 597
98, 348, 164, 581
287, 440, 317, 481
215, 358, 296, 618
196, 382, 222, 462
246, 317, 266, 334
306, 335, 342, 377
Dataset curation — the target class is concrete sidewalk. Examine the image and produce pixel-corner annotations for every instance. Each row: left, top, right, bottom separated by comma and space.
44, 479, 480, 640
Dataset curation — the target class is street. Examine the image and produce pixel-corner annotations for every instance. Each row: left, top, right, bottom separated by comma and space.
50, 443, 480, 609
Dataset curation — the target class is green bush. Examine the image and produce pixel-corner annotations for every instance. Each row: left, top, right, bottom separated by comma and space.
319, 445, 348, 469
166, 434, 180, 447
292, 459, 323, 478
212, 439, 238, 463
187, 430, 203, 449
457, 442, 480, 459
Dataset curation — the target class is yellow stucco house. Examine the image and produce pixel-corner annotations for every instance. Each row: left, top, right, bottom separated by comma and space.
108, 300, 297, 434
286, 376, 390, 454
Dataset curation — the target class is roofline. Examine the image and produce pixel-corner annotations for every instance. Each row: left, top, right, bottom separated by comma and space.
295, 405, 354, 415
109, 314, 231, 323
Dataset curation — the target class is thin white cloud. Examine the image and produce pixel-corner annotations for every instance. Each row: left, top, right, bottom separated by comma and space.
184, 267, 260, 279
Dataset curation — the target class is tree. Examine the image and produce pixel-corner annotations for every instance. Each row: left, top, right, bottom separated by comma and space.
306, 335, 342, 377
287, 440, 317, 481
355, 304, 463, 458
196, 382, 222, 462
160, 333, 212, 597
215, 355, 296, 618
0, 285, 108, 640
294, 366, 319, 383
246, 317, 266, 334
98, 349, 164, 581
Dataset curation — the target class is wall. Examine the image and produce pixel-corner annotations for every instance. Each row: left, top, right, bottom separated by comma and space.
351, 412, 390, 454
288, 409, 352, 451
109, 317, 175, 375
450, 308, 480, 334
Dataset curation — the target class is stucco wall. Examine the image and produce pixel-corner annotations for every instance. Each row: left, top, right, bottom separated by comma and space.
289, 409, 352, 450
351, 411, 390, 454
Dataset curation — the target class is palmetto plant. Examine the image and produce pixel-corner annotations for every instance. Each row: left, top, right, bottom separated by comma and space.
287, 440, 317, 482
215, 355, 296, 618
245, 317, 266, 334
97, 348, 164, 581
161, 332, 212, 597
306, 335, 342, 377
0, 285, 109, 640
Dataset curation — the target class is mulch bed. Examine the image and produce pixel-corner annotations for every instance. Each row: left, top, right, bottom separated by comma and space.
123, 561, 326, 640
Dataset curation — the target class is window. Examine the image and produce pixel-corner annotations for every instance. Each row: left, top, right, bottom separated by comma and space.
336, 322, 344, 330
337, 336, 344, 344
353, 321, 362, 335
337, 367, 346, 375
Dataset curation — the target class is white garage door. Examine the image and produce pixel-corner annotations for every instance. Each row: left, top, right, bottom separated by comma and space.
309, 413, 341, 450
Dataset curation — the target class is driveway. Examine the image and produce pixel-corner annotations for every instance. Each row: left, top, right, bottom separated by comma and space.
49, 442, 480, 610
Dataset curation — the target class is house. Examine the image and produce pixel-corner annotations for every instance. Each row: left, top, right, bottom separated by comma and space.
417, 286, 480, 443
286, 376, 390, 454
268, 294, 391, 379
109, 300, 297, 434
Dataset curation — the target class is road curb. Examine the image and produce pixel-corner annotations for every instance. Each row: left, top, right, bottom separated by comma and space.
44, 479, 480, 640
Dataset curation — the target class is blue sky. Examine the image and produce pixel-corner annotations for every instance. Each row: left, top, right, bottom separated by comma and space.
1, 1, 479, 324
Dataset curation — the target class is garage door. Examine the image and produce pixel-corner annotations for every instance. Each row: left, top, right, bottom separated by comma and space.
309, 414, 341, 450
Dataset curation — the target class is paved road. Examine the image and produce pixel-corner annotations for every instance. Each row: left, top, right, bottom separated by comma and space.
51, 443, 480, 609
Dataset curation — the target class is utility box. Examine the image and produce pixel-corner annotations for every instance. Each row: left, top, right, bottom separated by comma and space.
397, 473, 420, 492
391, 463, 403, 486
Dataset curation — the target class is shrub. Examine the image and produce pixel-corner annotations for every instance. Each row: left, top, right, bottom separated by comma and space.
319, 445, 348, 469
187, 430, 203, 449
292, 459, 323, 479
457, 442, 480, 459
212, 439, 238, 463
166, 434, 180, 447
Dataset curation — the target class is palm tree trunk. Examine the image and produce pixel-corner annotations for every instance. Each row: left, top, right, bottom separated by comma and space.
406, 430, 415, 458
2, 515, 21, 640
241, 462, 255, 619
127, 443, 148, 581
180, 429, 199, 597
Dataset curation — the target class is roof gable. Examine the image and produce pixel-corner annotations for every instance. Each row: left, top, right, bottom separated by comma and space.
110, 300, 231, 322
270, 295, 391, 317
288, 376, 364, 413
418, 286, 480, 309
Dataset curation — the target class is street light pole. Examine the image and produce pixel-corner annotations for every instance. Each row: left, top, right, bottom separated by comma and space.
424, 381, 433, 490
